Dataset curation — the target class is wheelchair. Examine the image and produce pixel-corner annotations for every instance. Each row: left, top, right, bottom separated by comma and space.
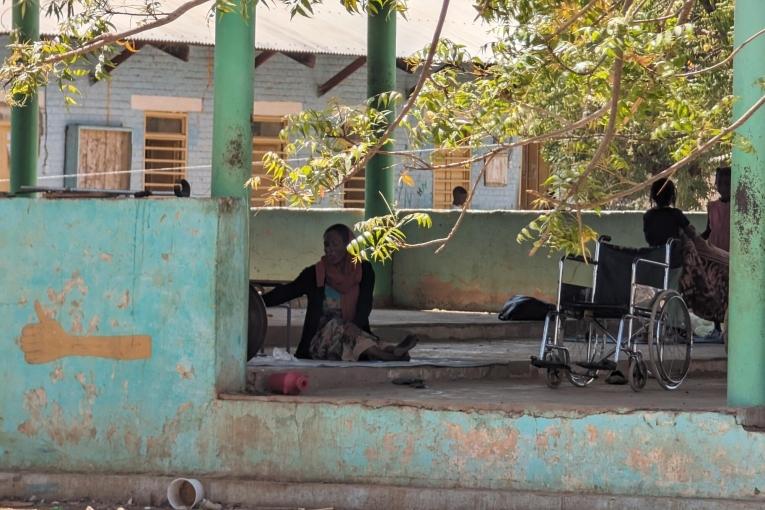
530, 236, 693, 392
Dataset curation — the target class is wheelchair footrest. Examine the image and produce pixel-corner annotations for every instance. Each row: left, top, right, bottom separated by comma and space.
576, 359, 618, 371
530, 356, 567, 370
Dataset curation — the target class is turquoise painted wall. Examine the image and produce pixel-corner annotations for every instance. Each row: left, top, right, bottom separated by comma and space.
0, 198, 248, 470
249, 209, 706, 311
2, 199, 764, 504
202, 400, 765, 501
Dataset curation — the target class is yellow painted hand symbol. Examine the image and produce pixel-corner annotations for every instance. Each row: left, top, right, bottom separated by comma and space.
19, 301, 151, 364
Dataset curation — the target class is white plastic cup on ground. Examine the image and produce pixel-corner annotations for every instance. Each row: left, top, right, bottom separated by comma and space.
167, 478, 205, 510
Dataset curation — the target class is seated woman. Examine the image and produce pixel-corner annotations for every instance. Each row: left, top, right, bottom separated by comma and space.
608, 177, 694, 385
643, 178, 695, 246
261, 223, 418, 361
642, 177, 728, 343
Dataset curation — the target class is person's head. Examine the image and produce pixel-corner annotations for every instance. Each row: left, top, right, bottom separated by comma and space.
650, 178, 677, 208
452, 186, 468, 206
715, 166, 731, 202
323, 223, 353, 265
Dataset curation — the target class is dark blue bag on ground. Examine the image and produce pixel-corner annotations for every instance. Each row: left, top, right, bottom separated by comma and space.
498, 295, 554, 321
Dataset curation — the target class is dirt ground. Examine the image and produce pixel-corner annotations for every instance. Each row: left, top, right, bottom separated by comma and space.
0, 501, 335, 510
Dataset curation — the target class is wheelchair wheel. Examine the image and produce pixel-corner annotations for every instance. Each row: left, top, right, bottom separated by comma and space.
560, 320, 603, 387
628, 356, 647, 392
649, 290, 692, 390
247, 284, 268, 361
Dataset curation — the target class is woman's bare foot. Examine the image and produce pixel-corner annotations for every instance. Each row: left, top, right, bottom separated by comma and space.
392, 334, 419, 358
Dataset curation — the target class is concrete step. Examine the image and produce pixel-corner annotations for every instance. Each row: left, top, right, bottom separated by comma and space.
263, 307, 540, 348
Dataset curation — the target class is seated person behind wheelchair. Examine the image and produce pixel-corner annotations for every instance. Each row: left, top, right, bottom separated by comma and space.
607, 177, 692, 385
643, 177, 728, 344
643, 178, 696, 246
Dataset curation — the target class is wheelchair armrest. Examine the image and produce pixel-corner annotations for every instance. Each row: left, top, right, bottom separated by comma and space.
631, 257, 670, 292
561, 254, 593, 264
633, 258, 669, 269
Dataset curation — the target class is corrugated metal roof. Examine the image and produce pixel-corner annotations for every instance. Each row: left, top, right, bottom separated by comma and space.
0, 0, 494, 58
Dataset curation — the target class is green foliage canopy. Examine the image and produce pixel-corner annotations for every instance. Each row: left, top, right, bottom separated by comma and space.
1, 0, 747, 260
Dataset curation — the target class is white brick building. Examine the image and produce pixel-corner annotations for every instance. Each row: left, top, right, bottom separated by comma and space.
0, 1, 547, 210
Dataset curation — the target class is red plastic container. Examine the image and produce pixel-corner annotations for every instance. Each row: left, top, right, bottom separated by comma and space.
267, 371, 309, 395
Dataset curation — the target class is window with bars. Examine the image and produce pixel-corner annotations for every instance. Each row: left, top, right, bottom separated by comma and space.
144, 112, 187, 192
519, 142, 550, 209
251, 115, 286, 207
0, 103, 9, 193
343, 169, 366, 208
432, 147, 471, 209
0, 124, 8, 193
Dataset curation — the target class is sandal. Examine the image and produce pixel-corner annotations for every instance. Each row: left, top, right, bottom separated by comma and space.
392, 377, 426, 389
606, 370, 627, 385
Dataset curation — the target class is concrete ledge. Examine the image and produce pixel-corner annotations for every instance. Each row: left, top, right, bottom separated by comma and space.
247, 357, 728, 392
1, 472, 762, 510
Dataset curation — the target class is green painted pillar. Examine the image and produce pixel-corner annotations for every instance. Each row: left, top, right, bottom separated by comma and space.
211, 0, 255, 199
10, 0, 39, 194
728, 0, 765, 407
366, 2, 396, 302
211, 1, 254, 370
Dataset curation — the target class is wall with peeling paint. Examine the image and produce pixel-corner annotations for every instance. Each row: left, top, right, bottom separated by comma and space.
2, 199, 764, 503
249, 208, 706, 311
0, 197, 248, 470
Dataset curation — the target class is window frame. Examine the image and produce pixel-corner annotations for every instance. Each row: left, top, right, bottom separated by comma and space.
143, 111, 188, 192
432, 147, 472, 209
251, 114, 287, 207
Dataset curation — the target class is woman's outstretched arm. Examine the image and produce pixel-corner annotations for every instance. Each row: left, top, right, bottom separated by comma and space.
261, 266, 314, 307
354, 262, 375, 326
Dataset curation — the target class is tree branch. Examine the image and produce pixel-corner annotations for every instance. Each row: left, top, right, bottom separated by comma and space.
38, 0, 212, 67
678, 26, 765, 78
546, 0, 599, 41
677, 0, 696, 24
539, 93, 765, 211
402, 157, 491, 253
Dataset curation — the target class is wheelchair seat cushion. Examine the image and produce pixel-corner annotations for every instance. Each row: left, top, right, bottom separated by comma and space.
563, 301, 629, 319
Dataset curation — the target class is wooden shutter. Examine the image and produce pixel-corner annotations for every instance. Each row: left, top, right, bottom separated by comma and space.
484, 150, 508, 187
65, 127, 132, 189
520, 143, 550, 209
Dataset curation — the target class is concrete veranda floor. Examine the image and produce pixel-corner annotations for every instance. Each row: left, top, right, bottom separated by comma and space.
272, 376, 728, 411
236, 374, 729, 412
248, 306, 731, 412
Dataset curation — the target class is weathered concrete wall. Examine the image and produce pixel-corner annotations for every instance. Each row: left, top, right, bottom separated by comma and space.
1, 200, 763, 503
0, 197, 248, 469
5, 392, 765, 503
205, 399, 765, 502
249, 208, 706, 311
